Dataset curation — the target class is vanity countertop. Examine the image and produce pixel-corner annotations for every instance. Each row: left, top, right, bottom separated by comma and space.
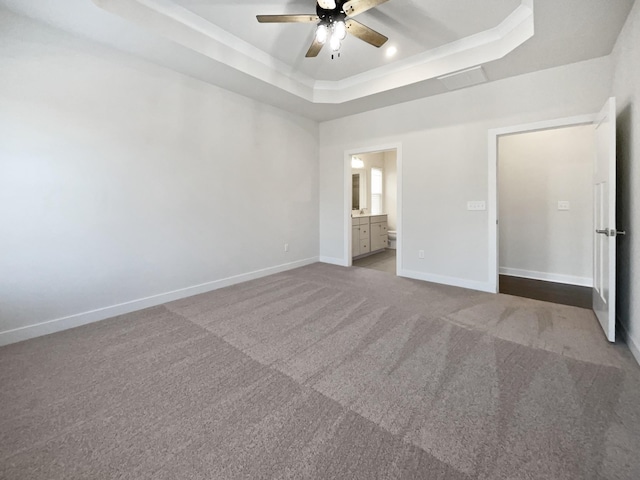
351, 213, 388, 218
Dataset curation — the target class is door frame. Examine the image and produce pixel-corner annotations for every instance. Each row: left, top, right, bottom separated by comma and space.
487, 114, 597, 293
343, 143, 402, 271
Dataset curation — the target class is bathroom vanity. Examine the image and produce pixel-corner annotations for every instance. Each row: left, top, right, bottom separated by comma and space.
352, 214, 388, 258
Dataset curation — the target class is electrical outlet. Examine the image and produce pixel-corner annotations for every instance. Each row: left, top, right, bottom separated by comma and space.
467, 201, 486, 211
284, 243, 289, 252
558, 201, 570, 211
419, 250, 425, 259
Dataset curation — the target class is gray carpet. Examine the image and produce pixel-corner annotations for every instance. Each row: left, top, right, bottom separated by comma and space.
1, 263, 640, 479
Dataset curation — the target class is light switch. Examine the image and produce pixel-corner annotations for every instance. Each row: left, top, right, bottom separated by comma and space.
467, 201, 486, 211
558, 201, 570, 211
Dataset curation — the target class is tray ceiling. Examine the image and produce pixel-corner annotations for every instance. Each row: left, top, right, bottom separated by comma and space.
171, 0, 522, 81
0, 0, 634, 121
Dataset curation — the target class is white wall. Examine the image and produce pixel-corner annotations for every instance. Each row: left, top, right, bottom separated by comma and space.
0, 10, 319, 344
611, 0, 640, 362
384, 151, 397, 231
319, 56, 612, 291
498, 126, 595, 286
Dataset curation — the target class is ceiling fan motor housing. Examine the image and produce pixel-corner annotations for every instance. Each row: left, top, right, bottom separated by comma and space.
316, 0, 347, 26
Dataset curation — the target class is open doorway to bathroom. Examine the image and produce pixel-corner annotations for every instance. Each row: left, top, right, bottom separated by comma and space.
348, 148, 399, 275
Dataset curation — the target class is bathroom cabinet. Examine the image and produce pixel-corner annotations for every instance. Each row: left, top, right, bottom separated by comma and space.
370, 215, 389, 252
352, 217, 370, 257
352, 214, 388, 259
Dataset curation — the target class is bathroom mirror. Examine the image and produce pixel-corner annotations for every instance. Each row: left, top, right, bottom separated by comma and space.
352, 174, 360, 210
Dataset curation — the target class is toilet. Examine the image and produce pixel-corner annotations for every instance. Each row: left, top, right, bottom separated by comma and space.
387, 230, 397, 249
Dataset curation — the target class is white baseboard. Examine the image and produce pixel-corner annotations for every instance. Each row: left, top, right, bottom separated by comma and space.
0, 257, 319, 347
499, 267, 592, 287
618, 318, 640, 367
319, 256, 348, 267
627, 334, 640, 367
398, 269, 495, 293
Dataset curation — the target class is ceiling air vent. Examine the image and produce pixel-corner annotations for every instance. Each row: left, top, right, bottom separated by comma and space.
438, 66, 487, 91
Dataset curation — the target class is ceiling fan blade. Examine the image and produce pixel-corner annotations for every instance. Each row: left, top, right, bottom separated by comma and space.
346, 19, 388, 48
306, 37, 325, 57
342, 0, 390, 18
257, 14, 319, 23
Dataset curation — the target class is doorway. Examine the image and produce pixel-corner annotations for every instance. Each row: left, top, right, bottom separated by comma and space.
497, 124, 595, 308
344, 144, 402, 276
489, 99, 618, 342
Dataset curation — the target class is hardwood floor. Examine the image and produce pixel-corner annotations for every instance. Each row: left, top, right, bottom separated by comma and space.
499, 275, 592, 309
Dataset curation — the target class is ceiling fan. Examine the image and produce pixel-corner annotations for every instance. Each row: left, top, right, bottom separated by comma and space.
257, 0, 390, 57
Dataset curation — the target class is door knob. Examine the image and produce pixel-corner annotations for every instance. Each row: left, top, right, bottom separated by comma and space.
596, 228, 627, 237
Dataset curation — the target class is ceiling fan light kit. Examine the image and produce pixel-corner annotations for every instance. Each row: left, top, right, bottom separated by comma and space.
333, 20, 347, 41
317, 19, 347, 54
330, 33, 342, 52
257, 0, 389, 58
315, 23, 329, 44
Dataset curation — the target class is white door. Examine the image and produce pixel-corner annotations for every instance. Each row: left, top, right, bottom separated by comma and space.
593, 97, 617, 342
